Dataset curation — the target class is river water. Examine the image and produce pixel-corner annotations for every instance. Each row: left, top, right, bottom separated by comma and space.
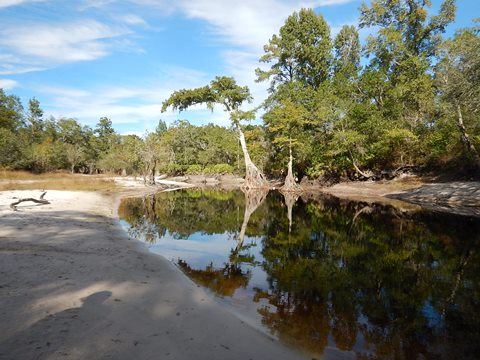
118, 188, 480, 359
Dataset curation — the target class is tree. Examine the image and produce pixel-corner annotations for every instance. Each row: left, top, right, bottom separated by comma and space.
333, 25, 360, 79
435, 23, 480, 167
0, 89, 24, 132
264, 99, 309, 191
359, 0, 456, 131
256, 8, 332, 91
95, 117, 118, 155
141, 132, 162, 185
0, 128, 21, 168
162, 76, 268, 189
27, 97, 44, 142
155, 119, 168, 136
65, 143, 84, 173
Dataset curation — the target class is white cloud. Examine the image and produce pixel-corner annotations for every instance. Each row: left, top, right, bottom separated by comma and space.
0, 0, 44, 8
0, 79, 18, 89
0, 20, 129, 63
127, 0, 359, 111
33, 63, 230, 132
129, 0, 357, 51
118, 14, 147, 26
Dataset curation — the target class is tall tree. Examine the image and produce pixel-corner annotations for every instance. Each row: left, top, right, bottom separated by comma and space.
0, 89, 24, 132
264, 99, 309, 190
359, 0, 456, 130
162, 76, 268, 189
333, 25, 361, 79
256, 8, 332, 91
95, 117, 118, 155
27, 97, 44, 142
436, 22, 480, 167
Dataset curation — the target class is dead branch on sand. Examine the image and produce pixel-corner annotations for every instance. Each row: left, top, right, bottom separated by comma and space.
10, 191, 50, 211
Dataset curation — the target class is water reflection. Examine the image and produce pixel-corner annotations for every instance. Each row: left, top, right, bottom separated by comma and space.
118, 189, 480, 359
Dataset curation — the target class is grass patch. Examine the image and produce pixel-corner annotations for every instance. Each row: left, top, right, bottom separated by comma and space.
0, 170, 75, 180
0, 174, 117, 192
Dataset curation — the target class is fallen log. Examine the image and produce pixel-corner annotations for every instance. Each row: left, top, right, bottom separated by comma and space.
10, 191, 50, 211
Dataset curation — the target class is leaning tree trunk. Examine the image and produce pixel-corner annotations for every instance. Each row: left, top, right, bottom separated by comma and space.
456, 102, 480, 168
237, 127, 268, 190
349, 150, 373, 179
281, 145, 301, 192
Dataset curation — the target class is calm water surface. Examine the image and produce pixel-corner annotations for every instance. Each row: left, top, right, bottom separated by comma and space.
118, 189, 480, 359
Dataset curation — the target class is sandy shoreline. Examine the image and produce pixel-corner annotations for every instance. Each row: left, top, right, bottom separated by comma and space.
0, 190, 304, 360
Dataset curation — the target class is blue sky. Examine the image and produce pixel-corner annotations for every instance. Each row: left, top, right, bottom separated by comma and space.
0, 0, 478, 135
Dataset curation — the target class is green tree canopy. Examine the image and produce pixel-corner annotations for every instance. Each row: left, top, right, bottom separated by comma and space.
256, 8, 332, 91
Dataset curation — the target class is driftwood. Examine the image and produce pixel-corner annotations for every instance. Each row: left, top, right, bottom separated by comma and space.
10, 191, 50, 211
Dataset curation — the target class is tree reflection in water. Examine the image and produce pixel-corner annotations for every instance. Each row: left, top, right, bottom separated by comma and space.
119, 189, 480, 359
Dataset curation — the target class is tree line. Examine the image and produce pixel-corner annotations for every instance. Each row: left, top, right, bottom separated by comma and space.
0, 96, 250, 182
1, 0, 479, 183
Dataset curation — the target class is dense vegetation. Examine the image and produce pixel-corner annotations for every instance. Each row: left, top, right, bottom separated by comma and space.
1, 0, 479, 181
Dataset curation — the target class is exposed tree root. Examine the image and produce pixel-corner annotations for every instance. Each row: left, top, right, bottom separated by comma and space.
281, 147, 301, 192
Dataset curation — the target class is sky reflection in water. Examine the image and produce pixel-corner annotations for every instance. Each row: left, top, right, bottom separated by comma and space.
118, 189, 480, 360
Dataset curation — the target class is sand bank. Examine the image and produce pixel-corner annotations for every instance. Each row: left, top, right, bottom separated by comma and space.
0, 190, 304, 360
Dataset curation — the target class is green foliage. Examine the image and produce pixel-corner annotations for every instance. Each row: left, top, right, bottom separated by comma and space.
186, 164, 203, 174
333, 25, 360, 79
372, 128, 419, 168
0, 128, 21, 168
0, 89, 24, 131
256, 8, 332, 90
161, 76, 252, 116
204, 163, 234, 175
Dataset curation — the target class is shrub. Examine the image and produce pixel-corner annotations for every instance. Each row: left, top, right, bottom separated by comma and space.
158, 164, 188, 175
204, 163, 234, 175
186, 164, 204, 174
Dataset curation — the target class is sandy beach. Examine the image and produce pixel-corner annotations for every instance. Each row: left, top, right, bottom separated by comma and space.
0, 190, 304, 360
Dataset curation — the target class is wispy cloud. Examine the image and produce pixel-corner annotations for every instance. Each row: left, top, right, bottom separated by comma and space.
117, 14, 148, 26
0, 78, 18, 89
0, 20, 128, 62
129, 0, 357, 51
33, 64, 232, 131
135, 0, 359, 108
0, 0, 45, 8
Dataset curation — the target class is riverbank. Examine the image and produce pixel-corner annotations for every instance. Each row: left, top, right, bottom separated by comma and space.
0, 190, 304, 360
1, 177, 479, 359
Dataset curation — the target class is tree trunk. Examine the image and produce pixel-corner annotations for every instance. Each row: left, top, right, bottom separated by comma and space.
281, 144, 301, 192
456, 103, 480, 168
349, 150, 373, 179
237, 127, 268, 189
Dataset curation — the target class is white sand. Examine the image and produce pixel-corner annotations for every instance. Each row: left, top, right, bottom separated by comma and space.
0, 190, 304, 360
